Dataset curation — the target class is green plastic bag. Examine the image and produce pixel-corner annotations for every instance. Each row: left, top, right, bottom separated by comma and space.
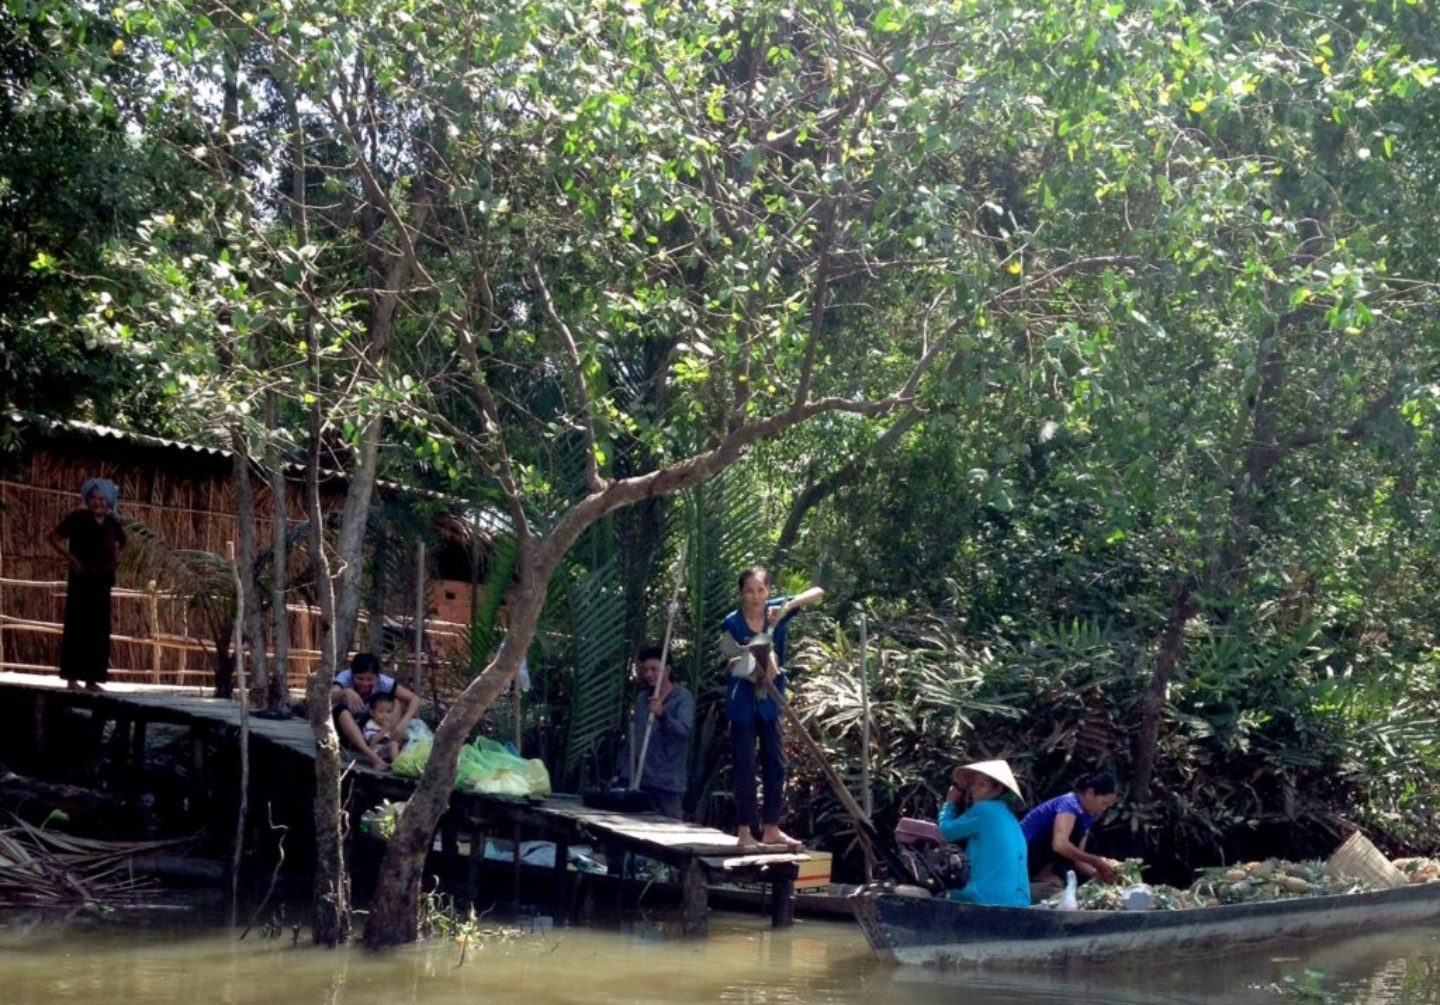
519, 757, 552, 797
457, 737, 552, 796
453, 744, 489, 789
391, 739, 432, 778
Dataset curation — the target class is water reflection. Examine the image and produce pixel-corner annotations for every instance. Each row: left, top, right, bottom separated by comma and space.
1, 910, 1437, 1005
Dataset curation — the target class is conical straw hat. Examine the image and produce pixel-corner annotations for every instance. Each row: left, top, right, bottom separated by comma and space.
956, 759, 1023, 800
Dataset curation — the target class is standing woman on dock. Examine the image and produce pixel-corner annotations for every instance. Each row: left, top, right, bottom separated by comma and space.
720, 566, 823, 850
49, 478, 125, 692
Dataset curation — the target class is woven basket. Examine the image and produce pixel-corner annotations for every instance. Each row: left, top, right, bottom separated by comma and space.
1326, 831, 1407, 889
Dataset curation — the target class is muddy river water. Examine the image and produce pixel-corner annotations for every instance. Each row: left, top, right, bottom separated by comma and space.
2, 909, 1437, 1005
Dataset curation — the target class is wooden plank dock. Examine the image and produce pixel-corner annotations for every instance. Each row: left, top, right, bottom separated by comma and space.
0, 671, 808, 930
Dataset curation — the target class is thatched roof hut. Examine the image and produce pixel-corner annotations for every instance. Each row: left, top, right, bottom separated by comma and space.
0, 416, 495, 687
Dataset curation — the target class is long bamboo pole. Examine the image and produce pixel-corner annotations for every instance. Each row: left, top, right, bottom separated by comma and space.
412, 541, 425, 695
633, 540, 687, 791
859, 613, 871, 819
147, 580, 162, 683
228, 541, 250, 928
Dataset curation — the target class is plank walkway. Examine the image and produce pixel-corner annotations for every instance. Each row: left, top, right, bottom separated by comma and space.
0, 671, 809, 929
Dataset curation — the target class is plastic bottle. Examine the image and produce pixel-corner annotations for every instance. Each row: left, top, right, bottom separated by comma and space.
1059, 869, 1079, 910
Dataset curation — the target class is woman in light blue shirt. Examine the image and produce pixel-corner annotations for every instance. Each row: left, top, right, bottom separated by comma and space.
938, 760, 1030, 907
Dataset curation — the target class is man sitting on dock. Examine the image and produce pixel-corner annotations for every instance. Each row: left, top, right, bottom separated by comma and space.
330, 653, 421, 772
614, 645, 693, 819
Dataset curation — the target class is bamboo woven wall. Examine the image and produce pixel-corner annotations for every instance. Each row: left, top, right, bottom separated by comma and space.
0, 438, 318, 686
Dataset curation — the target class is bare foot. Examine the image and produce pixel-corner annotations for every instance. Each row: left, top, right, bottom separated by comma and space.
85, 682, 104, 692
66, 680, 81, 691
736, 829, 761, 850
761, 827, 803, 850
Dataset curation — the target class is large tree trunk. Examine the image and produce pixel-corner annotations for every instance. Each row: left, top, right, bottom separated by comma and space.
1130, 579, 1198, 805
364, 550, 548, 947
306, 400, 350, 946
291, 76, 350, 943
330, 412, 386, 661
307, 681, 350, 944
363, 417, 785, 947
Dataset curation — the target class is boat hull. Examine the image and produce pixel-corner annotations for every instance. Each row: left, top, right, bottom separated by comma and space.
851, 881, 1440, 968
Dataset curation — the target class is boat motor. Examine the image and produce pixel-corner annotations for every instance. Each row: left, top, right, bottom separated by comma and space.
894, 817, 968, 891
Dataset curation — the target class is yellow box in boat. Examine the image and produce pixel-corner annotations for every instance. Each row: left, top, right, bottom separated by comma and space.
795, 851, 832, 889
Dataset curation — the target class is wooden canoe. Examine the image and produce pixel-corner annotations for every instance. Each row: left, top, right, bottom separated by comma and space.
851, 880, 1440, 968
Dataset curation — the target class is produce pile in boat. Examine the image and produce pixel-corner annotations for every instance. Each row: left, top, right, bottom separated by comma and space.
1189, 858, 1374, 905
1048, 855, 1440, 911
1393, 857, 1440, 884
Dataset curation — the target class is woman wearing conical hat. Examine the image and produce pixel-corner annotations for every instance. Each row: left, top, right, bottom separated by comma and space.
938, 759, 1030, 907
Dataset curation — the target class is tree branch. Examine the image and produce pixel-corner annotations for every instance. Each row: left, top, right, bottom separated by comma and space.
528, 257, 607, 494
1284, 388, 1398, 453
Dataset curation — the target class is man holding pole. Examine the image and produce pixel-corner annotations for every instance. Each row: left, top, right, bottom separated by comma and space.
616, 645, 693, 820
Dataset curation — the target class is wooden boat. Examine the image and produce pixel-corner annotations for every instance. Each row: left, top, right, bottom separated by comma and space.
851, 880, 1440, 968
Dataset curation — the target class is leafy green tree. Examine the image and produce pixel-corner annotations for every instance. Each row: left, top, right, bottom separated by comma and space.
754, 0, 1439, 872
23, 0, 1047, 945
12, 0, 1439, 937
0, 4, 198, 427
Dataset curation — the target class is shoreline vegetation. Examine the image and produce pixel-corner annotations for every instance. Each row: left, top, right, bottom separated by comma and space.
2, 0, 1438, 947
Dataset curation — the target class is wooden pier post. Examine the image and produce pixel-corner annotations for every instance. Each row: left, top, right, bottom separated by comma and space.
511, 823, 524, 905
31, 692, 45, 769
680, 859, 708, 935
440, 813, 460, 880
129, 717, 147, 799
189, 726, 208, 827
466, 821, 487, 908
552, 837, 570, 918
770, 871, 796, 928
146, 579, 161, 683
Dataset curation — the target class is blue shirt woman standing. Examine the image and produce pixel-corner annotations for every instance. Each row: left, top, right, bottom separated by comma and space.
721, 566, 822, 849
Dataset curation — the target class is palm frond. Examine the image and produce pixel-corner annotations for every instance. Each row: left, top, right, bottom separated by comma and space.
118, 518, 236, 637
679, 465, 768, 694
561, 549, 629, 776
465, 533, 518, 677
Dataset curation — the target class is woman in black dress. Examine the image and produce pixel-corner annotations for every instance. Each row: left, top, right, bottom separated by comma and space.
49, 478, 125, 691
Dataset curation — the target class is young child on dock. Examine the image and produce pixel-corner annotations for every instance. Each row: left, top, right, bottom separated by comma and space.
331, 652, 422, 771
363, 694, 406, 765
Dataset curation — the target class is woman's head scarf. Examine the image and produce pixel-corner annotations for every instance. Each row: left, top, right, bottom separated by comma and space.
80, 477, 119, 513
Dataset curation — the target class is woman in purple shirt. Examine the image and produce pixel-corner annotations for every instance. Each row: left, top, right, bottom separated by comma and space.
1018, 771, 1121, 889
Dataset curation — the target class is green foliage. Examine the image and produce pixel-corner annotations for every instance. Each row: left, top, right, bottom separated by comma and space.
679, 464, 772, 695
789, 597, 1440, 878
559, 548, 629, 780
0, 3, 189, 426
7, 0, 1440, 897
465, 532, 519, 679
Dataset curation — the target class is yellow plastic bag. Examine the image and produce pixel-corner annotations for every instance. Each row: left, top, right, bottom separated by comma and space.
472, 767, 532, 796
519, 757, 552, 797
